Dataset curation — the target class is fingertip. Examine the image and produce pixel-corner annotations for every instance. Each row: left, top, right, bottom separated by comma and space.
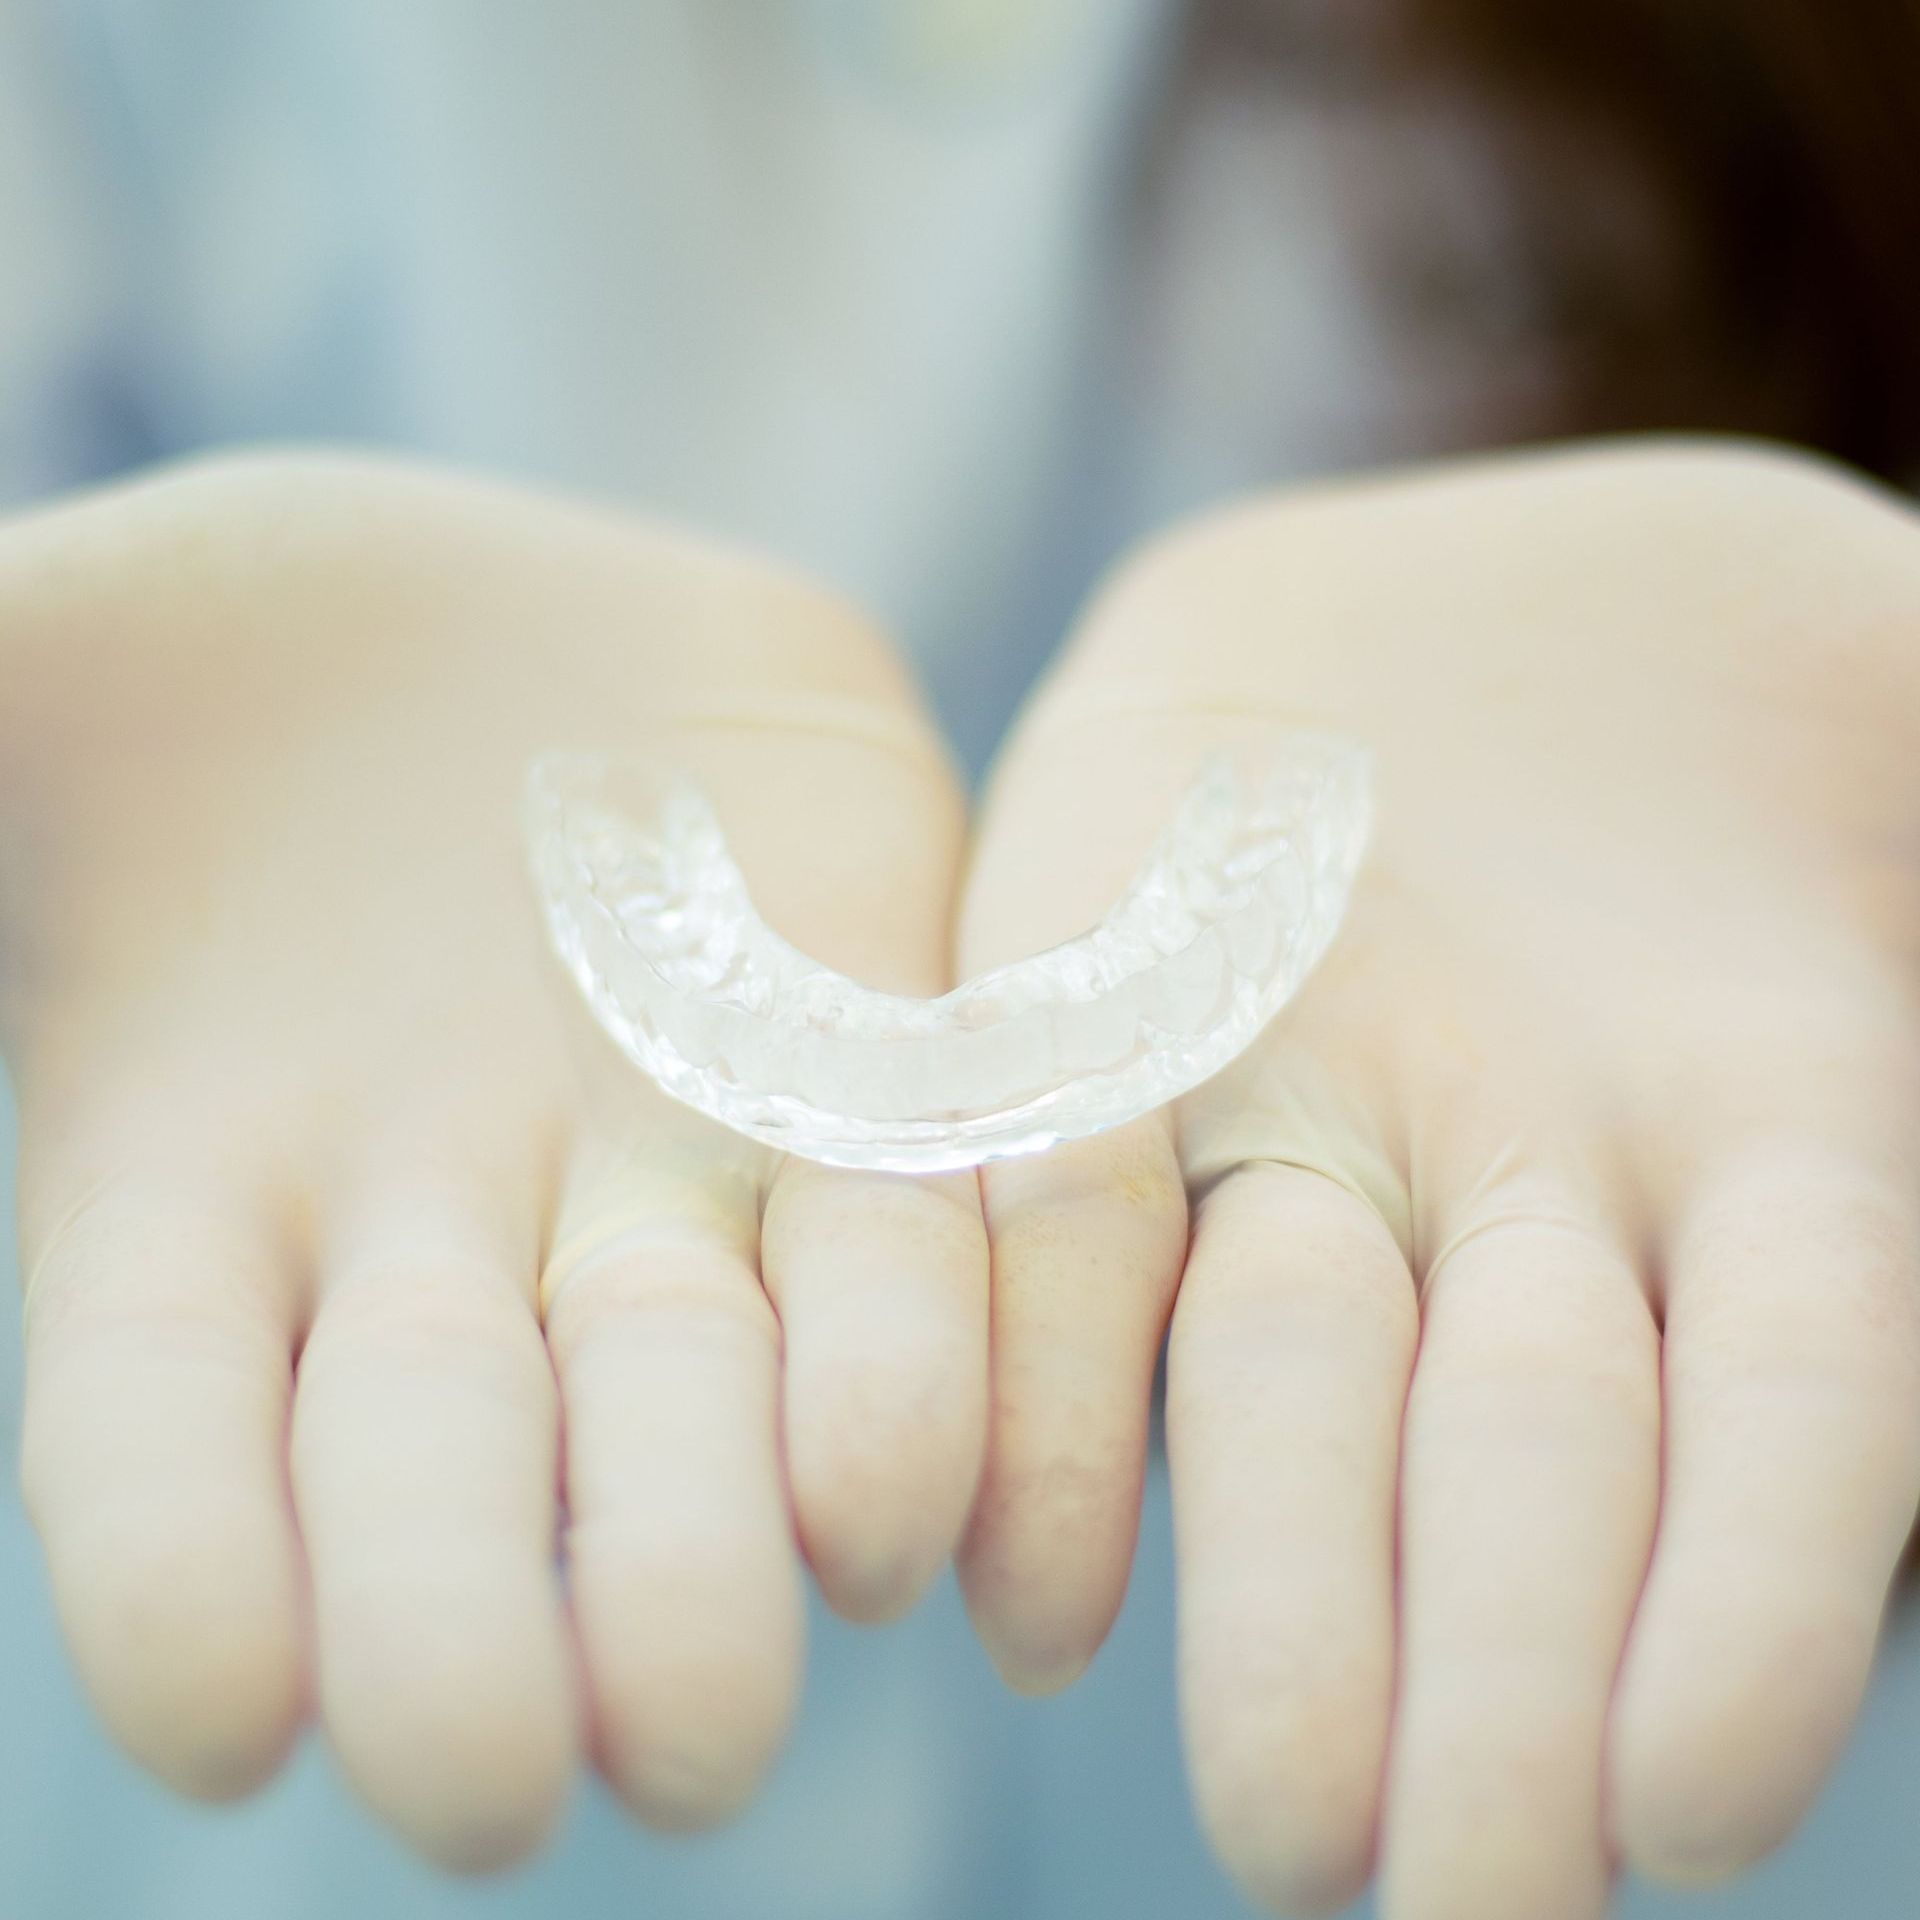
391, 1786, 571, 1877
587, 1579, 803, 1834
953, 1456, 1146, 1692
972, 1629, 1096, 1699
1378, 1814, 1611, 1920
1612, 1761, 1799, 1891
1609, 1601, 1874, 1889
979, 1635, 1096, 1699
1213, 1837, 1372, 1920
324, 1577, 580, 1874
767, 1168, 988, 1627
601, 1738, 778, 1837
392, 1755, 573, 1877
121, 1659, 305, 1807
577, 1564, 803, 1838
1191, 1726, 1377, 1917
53, 1503, 308, 1803
1182, 1652, 1385, 1918
803, 1526, 945, 1629
1614, 1810, 1766, 1894
788, 1311, 984, 1626
957, 1510, 1119, 1696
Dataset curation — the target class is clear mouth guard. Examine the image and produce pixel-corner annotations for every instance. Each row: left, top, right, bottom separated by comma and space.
527, 738, 1370, 1173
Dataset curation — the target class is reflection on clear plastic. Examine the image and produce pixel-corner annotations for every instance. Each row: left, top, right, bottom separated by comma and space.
526, 740, 1371, 1172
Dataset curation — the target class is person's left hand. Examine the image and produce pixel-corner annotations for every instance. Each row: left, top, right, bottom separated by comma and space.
954, 440, 1920, 1918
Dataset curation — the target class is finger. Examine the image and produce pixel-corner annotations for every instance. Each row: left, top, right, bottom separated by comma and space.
1380, 1201, 1659, 1920
761, 1159, 987, 1623
956, 1119, 1188, 1692
1169, 1163, 1417, 1916
1610, 1142, 1920, 1885
690, 717, 987, 1622
543, 1143, 803, 1831
953, 704, 1209, 1689
292, 1178, 575, 1872
19, 1173, 308, 1801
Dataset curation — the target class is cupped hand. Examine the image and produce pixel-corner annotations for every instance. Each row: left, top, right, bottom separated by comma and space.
0, 453, 988, 1865
955, 441, 1920, 1917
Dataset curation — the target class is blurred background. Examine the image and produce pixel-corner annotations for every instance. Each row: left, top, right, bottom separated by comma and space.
2, 2, 1918, 1915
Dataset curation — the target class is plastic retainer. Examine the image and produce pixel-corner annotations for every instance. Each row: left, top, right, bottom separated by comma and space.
526, 738, 1371, 1172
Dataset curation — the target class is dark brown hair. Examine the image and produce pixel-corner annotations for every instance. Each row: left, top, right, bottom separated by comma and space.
1418, 0, 1920, 474
1204, 1, 1920, 476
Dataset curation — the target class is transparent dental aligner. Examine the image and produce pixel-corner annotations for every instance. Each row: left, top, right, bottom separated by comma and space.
526, 739, 1371, 1173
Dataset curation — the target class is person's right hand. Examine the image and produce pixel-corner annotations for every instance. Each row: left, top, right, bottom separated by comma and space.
0, 451, 988, 1865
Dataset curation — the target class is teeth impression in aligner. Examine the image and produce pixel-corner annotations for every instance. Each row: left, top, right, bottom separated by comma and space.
526, 739, 1371, 1173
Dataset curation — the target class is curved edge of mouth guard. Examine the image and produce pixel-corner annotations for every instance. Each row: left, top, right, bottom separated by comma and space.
526, 737, 1372, 1172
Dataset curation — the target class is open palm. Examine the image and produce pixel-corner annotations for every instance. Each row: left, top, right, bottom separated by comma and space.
0, 453, 988, 1865
956, 442, 1920, 1918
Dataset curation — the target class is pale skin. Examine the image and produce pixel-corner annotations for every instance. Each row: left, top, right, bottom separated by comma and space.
959, 440, 1920, 1917
2, 440, 1917, 1917
0, 453, 991, 1864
